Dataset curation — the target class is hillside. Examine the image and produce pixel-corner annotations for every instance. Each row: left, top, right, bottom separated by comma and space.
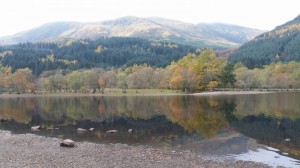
0, 37, 195, 75
0, 17, 264, 48
229, 15, 300, 68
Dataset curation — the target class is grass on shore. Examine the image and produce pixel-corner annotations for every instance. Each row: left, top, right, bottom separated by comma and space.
19, 89, 186, 96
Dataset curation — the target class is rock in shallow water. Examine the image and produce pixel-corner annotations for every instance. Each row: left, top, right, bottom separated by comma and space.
0, 119, 7, 122
60, 139, 75, 147
47, 127, 59, 130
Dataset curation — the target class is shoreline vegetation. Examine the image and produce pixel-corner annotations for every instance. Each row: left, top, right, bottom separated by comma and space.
2, 49, 300, 97
0, 130, 270, 168
0, 89, 298, 98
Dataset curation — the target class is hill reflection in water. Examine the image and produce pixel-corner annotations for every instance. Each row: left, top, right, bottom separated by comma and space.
1, 93, 300, 164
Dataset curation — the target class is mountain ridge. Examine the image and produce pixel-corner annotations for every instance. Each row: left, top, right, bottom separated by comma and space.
229, 14, 300, 68
0, 16, 265, 48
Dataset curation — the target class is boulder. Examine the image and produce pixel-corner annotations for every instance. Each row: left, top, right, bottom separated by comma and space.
77, 128, 87, 133
31, 125, 41, 131
128, 129, 133, 133
60, 139, 75, 147
107, 130, 118, 133
89, 128, 95, 131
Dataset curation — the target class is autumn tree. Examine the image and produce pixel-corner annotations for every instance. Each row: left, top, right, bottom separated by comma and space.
196, 49, 226, 90
103, 70, 117, 90
0, 66, 11, 92
207, 81, 219, 91
153, 68, 169, 90
168, 63, 184, 90
0, 71, 5, 92
116, 72, 127, 93
82, 68, 104, 93
11, 68, 36, 93
48, 72, 65, 92
234, 67, 262, 90
127, 72, 141, 92
136, 67, 155, 89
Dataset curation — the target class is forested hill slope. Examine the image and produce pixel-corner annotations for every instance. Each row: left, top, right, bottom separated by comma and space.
0, 37, 195, 76
229, 15, 300, 68
0, 17, 264, 48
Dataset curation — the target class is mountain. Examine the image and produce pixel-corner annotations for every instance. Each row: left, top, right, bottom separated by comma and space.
229, 15, 300, 68
0, 16, 264, 48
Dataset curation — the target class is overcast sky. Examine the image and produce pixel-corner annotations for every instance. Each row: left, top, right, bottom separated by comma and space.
0, 0, 299, 37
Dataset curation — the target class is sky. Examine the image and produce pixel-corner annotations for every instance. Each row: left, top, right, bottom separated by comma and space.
0, 0, 300, 37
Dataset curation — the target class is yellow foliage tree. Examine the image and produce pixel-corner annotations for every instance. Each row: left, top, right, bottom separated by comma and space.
207, 81, 219, 91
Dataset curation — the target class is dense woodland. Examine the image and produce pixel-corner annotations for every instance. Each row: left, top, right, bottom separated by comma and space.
229, 33, 300, 68
0, 37, 195, 76
229, 24, 300, 68
1, 47, 300, 94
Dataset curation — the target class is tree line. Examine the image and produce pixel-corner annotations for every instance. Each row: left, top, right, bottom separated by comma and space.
0, 37, 195, 76
1, 49, 300, 94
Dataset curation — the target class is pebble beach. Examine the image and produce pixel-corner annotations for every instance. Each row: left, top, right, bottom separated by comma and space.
0, 130, 270, 168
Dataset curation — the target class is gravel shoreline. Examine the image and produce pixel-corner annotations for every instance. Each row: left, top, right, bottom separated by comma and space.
193, 91, 273, 96
0, 130, 270, 168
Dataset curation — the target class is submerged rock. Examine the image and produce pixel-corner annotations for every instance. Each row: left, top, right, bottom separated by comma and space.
0, 119, 7, 122
47, 127, 59, 130
60, 139, 75, 147
77, 128, 87, 133
31, 125, 41, 131
107, 130, 118, 133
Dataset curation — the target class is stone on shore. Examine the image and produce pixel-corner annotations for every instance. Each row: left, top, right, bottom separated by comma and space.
107, 130, 118, 133
77, 128, 87, 133
31, 125, 41, 131
60, 139, 75, 147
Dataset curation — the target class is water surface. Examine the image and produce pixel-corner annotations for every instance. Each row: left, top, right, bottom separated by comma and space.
1, 92, 300, 167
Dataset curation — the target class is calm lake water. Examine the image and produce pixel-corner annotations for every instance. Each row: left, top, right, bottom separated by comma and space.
1, 92, 300, 167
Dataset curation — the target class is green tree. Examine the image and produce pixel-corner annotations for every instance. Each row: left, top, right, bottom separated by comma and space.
116, 72, 128, 93
67, 71, 83, 93
220, 63, 236, 88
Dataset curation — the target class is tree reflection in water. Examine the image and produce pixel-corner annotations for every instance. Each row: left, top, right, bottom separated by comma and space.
1, 93, 300, 159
